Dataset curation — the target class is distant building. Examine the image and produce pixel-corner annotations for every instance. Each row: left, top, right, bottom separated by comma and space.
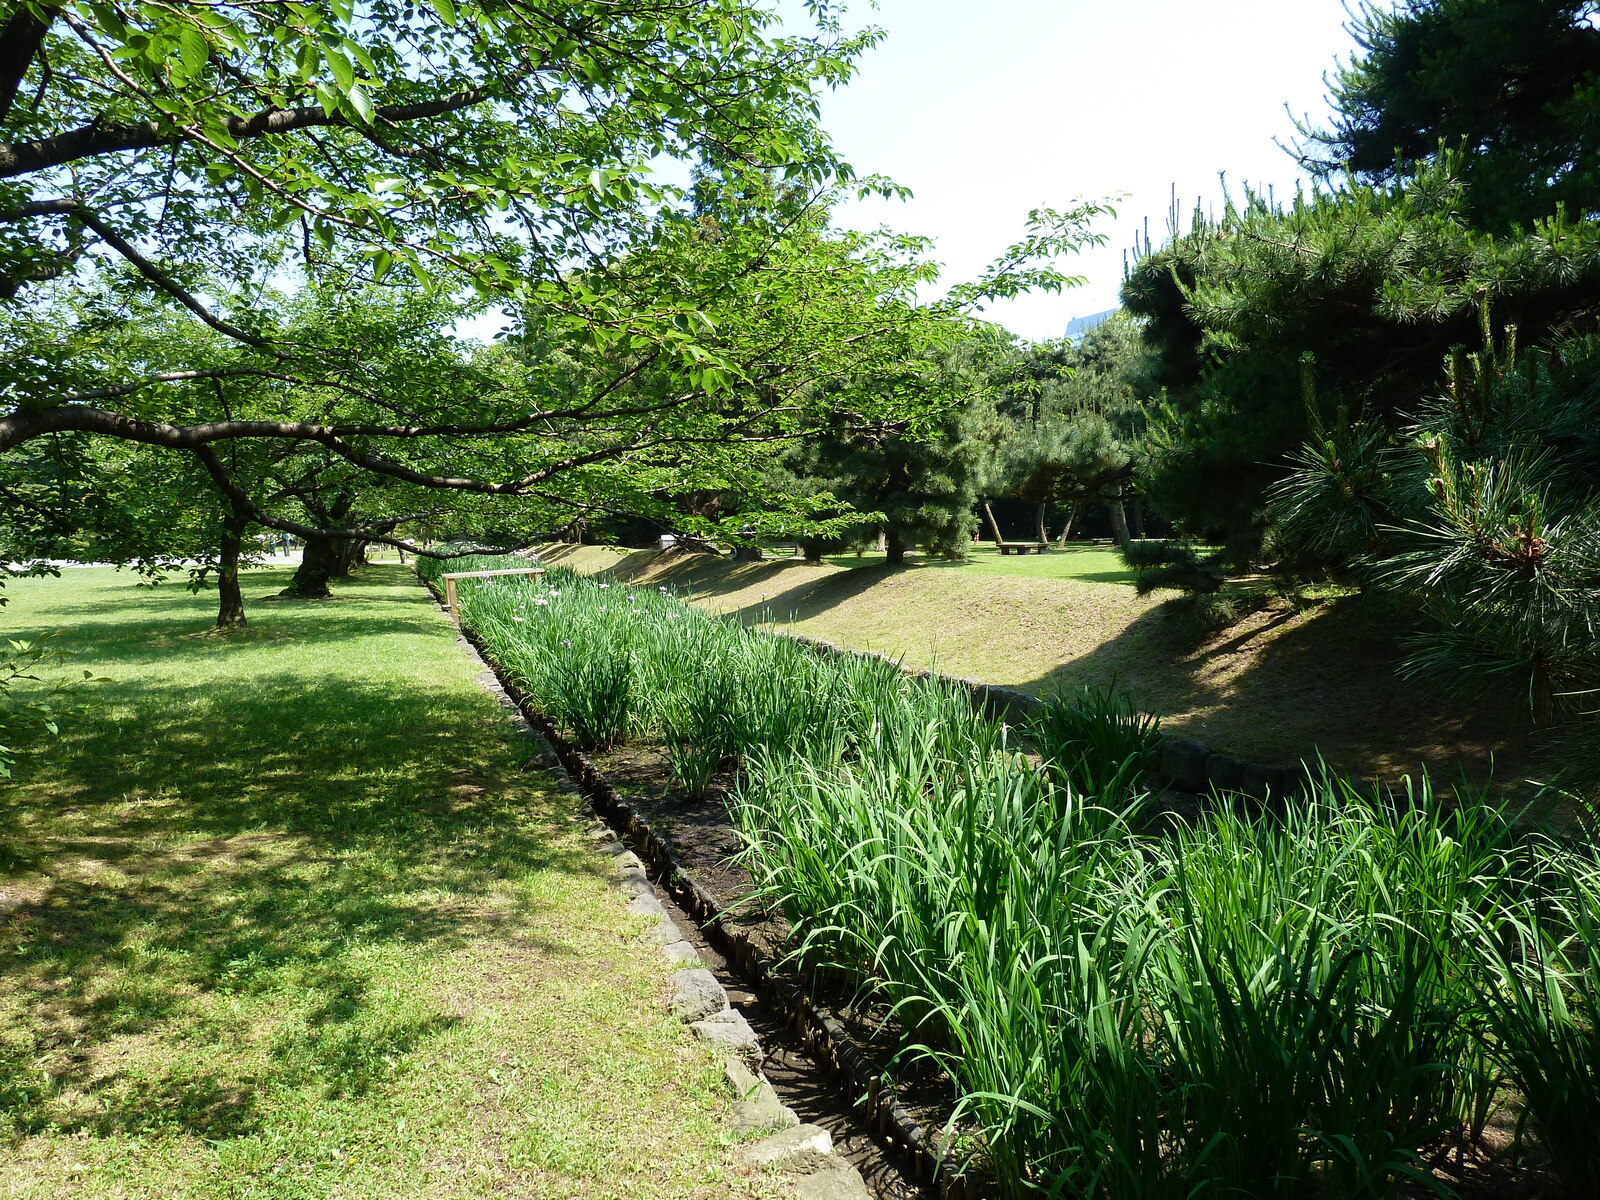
1064, 308, 1117, 342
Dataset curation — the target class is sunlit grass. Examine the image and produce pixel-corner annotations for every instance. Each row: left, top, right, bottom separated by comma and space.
0, 565, 768, 1200
815, 542, 1138, 584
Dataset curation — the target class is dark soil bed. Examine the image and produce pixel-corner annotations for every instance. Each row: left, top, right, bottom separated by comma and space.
588, 742, 968, 1195
589, 745, 754, 915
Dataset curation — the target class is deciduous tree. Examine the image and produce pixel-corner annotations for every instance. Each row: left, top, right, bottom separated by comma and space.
2, 0, 1110, 609
0, 0, 881, 554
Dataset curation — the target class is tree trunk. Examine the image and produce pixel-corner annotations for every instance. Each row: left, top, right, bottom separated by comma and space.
215, 509, 250, 630
981, 498, 1004, 544
334, 538, 366, 576
1056, 504, 1079, 547
1131, 496, 1147, 539
1107, 498, 1132, 551
280, 535, 341, 599
885, 529, 908, 566
802, 540, 825, 563
1034, 502, 1048, 545
281, 489, 356, 596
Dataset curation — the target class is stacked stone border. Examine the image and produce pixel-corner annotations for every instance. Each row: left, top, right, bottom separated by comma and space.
565, 749, 872, 1198
423, 576, 883, 1200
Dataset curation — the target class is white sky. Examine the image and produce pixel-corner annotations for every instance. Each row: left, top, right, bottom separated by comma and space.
781, 0, 1362, 341
458, 1, 1362, 345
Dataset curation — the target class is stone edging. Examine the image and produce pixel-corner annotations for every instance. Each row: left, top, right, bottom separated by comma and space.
528, 717, 968, 1199
561, 759, 873, 1198
425, 575, 877, 1200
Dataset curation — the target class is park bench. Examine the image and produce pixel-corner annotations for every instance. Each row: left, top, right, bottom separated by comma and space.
442, 566, 544, 622
996, 541, 1050, 555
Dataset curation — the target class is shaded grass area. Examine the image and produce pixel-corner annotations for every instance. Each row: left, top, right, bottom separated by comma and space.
540, 544, 1536, 787
0, 566, 765, 1200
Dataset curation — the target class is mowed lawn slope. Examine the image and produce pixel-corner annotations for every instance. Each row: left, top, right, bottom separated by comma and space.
541, 543, 1535, 787
0, 566, 766, 1200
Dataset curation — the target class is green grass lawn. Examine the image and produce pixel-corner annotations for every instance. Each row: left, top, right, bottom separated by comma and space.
0, 566, 767, 1200
813, 542, 1137, 585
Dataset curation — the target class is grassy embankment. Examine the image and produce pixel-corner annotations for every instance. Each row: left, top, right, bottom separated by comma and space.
538, 543, 1535, 787
0, 565, 770, 1200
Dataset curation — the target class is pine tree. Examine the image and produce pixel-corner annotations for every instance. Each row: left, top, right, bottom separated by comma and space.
786, 406, 983, 566
1298, 0, 1600, 233
1123, 162, 1600, 556
973, 320, 1146, 545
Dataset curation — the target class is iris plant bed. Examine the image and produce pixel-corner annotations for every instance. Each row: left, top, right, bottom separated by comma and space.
424, 555, 1600, 1200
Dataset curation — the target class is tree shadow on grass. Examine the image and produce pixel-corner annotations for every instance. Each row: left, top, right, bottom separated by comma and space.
535, 544, 655, 576
664, 559, 835, 606
905, 546, 1141, 586
15, 562, 429, 632
704, 563, 913, 627
37, 611, 451, 671
538, 544, 859, 608
639, 549, 1142, 625
17, 570, 447, 673
1014, 595, 1537, 786
729, 568, 904, 628
0, 666, 600, 1141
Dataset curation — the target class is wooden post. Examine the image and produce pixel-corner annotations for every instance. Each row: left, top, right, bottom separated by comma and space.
440, 567, 544, 624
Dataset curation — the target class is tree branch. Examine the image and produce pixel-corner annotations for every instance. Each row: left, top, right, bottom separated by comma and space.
0, 478, 77, 532
1, 88, 498, 179
8, 373, 734, 449
67, 205, 275, 350
56, 369, 277, 405
45, 348, 757, 438
3, 396, 806, 496
57, 367, 390, 408
0, 4, 56, 128
0, 197, 76, 223
190, 444, 549, 559
0, 248, 73, 299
